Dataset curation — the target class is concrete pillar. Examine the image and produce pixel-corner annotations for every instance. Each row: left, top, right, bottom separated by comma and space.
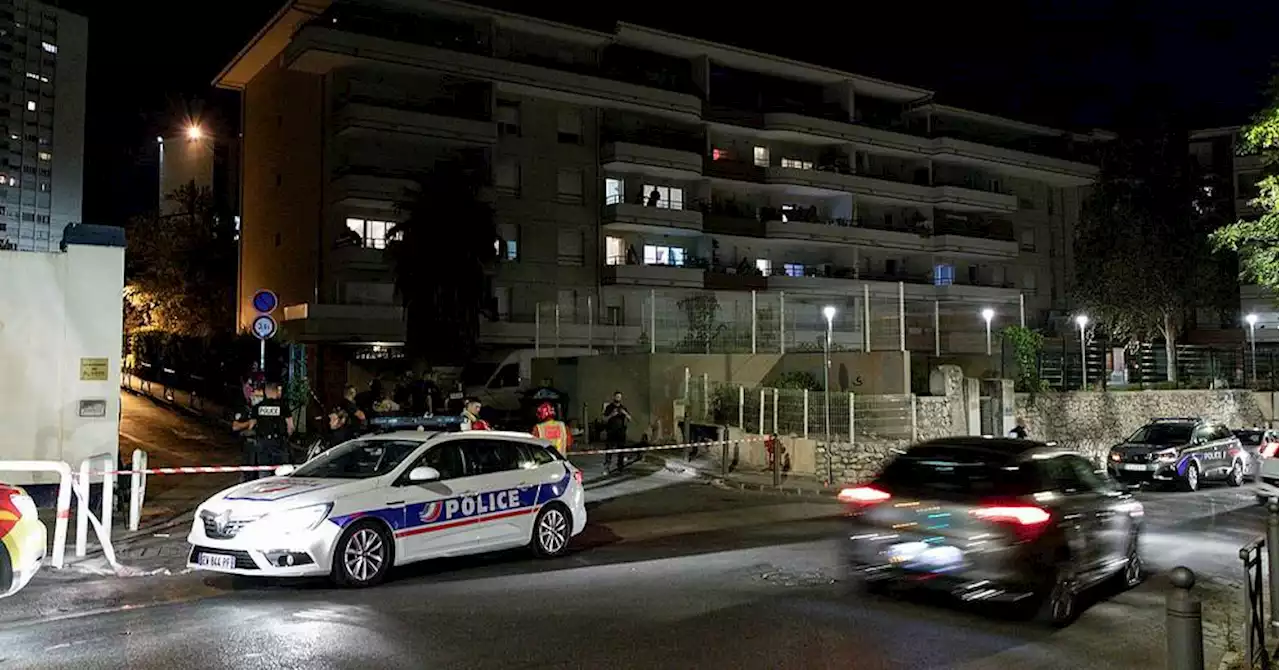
980, 378, 1015, 437
962, 378, 981, 436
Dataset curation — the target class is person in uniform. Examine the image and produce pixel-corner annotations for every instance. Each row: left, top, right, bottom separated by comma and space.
232, 385, 264, 483
252, 381, 294, 477
460, 397, 491, 431
601, 391, 632, 472
531, 402, 571, 456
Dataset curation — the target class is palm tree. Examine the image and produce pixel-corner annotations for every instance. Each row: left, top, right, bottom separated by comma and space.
387, 152, 497, 366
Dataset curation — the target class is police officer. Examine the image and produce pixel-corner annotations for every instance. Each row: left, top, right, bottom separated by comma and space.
460, 397, 491, 431
252, 382, 294, 476
233, 385, 264, 483
531, 402, 571, 456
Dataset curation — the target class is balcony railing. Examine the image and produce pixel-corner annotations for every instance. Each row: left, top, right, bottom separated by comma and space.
337, 93, 490, 123
932, 215, 1015, 242
601, 127, 705, 155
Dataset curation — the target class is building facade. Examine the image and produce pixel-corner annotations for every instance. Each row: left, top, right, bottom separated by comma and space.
218, 0, 1107, 387
157, 127, 240, 222
0, 0, 86, 252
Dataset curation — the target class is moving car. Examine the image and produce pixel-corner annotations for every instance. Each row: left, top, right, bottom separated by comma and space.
1107, 417, 1247, 491
843, 438, 1145, 626
0, 483, 47, 598
1233, 428, 1279, 464
187, 418, 587, 587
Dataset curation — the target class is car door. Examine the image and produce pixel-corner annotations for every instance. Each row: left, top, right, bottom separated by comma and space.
1038, 455, 1105, 576
1212, 424, 1242, 476
453, 437, 534, 549
395, 441, 486, 561
1066, 455, 1132, 575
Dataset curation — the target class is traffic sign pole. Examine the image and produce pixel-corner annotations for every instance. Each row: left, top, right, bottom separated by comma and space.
251, 290, 278, 377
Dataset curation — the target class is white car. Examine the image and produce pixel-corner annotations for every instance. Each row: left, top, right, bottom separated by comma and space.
187, 427, 587, 587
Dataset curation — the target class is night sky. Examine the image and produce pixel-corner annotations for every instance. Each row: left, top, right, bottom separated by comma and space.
63, 0, 1276, 226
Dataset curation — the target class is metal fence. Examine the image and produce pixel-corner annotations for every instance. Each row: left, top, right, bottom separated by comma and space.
519, 287, 1028, 357
686, 378, 916, 441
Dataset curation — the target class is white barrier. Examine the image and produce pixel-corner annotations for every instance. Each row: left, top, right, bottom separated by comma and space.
75, 453, 114, 559
129, 448, 147, 532
0, 460, 73, 568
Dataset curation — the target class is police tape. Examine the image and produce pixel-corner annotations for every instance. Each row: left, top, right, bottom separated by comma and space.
569, 438, 765, 456
93, 464, 281, 476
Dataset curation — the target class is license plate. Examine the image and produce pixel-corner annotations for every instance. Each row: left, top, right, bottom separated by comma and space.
197, 552, 236, 570
1121, 464, 1151, 472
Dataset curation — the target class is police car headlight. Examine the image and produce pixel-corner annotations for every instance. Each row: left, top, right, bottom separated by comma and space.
247, 503, 332, 537
1154, 449, 1179, 462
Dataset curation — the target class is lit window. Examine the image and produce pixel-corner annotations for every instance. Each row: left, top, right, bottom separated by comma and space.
556, 168, 583, 202
496, 223, 518, 261
642, 184, 683, 210
24, 72, 37, 81
756, 259, 772, 276
643, 245, 685, 266
712, 147, 728, 161
345, 217, 395, 249
41, 41, 56, 54
25, 100, 35, 112
604, 177, 624, 205
780, 204, 798, 222
605, 236, 625, 265
37, 151, 49, 161
780, 158, 814, 170
933, 264, 955, 286
783, 263, 805, 277
753, 146, 769, 167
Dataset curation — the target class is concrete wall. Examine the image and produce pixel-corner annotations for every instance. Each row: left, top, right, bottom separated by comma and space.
0, 241, 123, 485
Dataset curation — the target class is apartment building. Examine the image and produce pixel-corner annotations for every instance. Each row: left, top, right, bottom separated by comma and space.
217, 0, 1107, 386
0, 0, 86, 252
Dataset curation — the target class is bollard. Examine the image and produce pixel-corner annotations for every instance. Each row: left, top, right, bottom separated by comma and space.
772, 435, 781, 488
1166, 566, 1204, 670
100, 456, 114, 543
75, 460, 90, 558
1268, 500, 1278, 629
721, 434, 729, 477
129, 449, 146, 532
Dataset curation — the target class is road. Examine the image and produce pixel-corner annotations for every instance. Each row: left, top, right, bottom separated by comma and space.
0, 395, 1270, 669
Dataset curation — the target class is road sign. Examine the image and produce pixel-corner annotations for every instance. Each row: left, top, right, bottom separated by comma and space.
251, 289, 278, 314
251, 314, 277, 340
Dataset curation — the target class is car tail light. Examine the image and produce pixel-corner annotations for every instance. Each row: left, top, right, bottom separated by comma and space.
573, 469, 583, 484
838, 485, 891, 505
1263, 442, 1279, 459
970, 505, 1051, 541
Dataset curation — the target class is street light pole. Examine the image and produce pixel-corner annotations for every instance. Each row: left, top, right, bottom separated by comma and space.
823, 305, 835, 451
981, 308, 994, 356
1246, 313, 1259, 387
1076, 315, 1089, 390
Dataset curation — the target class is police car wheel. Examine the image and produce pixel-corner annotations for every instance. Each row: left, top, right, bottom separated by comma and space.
1228, 460, 1244, 487
530, 504, 572, 558
1179, 463, 1199, 492
331, 520, 393, 588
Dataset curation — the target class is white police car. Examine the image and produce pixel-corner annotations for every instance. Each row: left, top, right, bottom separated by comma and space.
187, 419, 586, 587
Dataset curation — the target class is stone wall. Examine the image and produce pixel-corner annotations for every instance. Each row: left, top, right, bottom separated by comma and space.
1014, 390, 1269, 464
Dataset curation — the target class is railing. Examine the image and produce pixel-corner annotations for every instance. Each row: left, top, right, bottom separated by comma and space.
337, 93, 490, 123
685, 378, 917, 442
601, 127, 705, 155
1240, 537, 1273, 670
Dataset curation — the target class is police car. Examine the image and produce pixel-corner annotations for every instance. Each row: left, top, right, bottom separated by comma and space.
187, 417, 586, 587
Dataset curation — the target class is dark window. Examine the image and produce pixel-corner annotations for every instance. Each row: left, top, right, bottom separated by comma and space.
463, 439, 523, 476
1037, 455, 1090, 494
292, 439, 421, 479
1209, 424, 1232, 441
1065, 455, 1110, 493
415, 443, 465, 480
518, 442, 558, 466
1125, 423, 1194, 445
877, 445, 1037, 498
1235, 430, 1265, 446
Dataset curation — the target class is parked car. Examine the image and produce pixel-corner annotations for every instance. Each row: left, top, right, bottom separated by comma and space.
1233, 428, 1279, 468
843, 437, 1145, 626
1107, 417, 1247, 491
0, 483, 46, 598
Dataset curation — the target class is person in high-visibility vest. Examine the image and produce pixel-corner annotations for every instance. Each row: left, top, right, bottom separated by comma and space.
531, 402, 571, 456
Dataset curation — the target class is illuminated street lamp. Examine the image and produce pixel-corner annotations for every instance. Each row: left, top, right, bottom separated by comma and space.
1075, 315, 1089, 390
185, 124, 203, 141
981, 308, 995, 356
1245, 313, 1259, 386
822, 305, 836, 451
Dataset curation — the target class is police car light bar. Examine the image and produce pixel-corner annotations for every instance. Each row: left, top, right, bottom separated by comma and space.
367, 415, 465, 433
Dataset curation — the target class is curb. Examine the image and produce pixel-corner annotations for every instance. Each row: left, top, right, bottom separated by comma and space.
661, 458, 840, 501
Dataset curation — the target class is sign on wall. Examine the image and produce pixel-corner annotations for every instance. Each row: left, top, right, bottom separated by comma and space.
79, 357, 109, 381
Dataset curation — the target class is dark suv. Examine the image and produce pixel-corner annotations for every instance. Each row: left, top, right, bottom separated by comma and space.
1107, 418, 1247, 491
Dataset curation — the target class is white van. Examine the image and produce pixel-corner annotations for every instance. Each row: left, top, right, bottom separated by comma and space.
462, 348, 593, 413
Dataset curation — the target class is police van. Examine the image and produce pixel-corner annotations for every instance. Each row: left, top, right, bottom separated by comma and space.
187, 417, 586, 587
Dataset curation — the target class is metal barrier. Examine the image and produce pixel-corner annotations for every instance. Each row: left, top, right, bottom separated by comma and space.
1241, 538, 1273, 670
75, 453, 114, 558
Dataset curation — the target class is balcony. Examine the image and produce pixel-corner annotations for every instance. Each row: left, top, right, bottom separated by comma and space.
279, 303, 405, 342
934, 281, 1022, 304
333, 97, 496, 146
765, 266, 937, 298
601, 202, 703, 236
704, 157, 766, 183
285, 23, 702, 120
329, 243, 389, 271
704, 267, 768, 292
601, 263, 705, 288
330, 170, 419, 208
602, 142, 702, 179
929, 216, 1018, 259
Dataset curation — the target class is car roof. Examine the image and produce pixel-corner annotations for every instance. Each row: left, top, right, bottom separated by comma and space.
364, 430, 547, 444
909, 437, 1048, 458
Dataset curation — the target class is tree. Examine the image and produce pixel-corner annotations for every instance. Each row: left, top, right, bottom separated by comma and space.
1073, 130, 1222, 383
388, 153, 497, 367
1210, 81, 1278, 292
124, 183, 237, 339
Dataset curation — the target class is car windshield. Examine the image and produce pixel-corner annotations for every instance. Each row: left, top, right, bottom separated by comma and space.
878, 446, 1036, 498
1126, 424, 1194, 445
1234, 430, 1265, 446
291, 439, 422, 479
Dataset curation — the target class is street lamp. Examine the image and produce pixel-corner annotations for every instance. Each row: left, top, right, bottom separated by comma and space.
1075, 315, 1089, 390
1246, 313, 1259, 387
185, 124, 203, 141
822, 305, 836, 453
981, 308, 995, 356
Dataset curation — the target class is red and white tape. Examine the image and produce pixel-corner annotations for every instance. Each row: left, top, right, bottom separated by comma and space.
94, 464, 282, 476
570, 438, 764, 456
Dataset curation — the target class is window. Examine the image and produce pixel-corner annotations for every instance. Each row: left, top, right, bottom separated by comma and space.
493, 286, 511, 320
780, 158, 813, 170
933, 263, 955, 286
36, 151, 48, 161
345, 217, 395, 250
753, 146, 769, 168
604, 177, 624, 205
643, 244, 685, 266
462, 440, 524, 476
1037, 455, 1090, 495
37, 181, 46, 192
25, 100, 33, 112
711, 147, 730, 161
885, 259, 898, 275
1022, 271, 1038, 292
292, 440, 422, 479
495, 158, 520, 195
987, 177, 1003, 193
781, 204, 799, 222
496, 223, 518, 261
557, 228, 584, 266
756, 259, 772, 276
557, 168, 583, 202
642, 184, 683, 210
605, 235, 626, 265
784, 263, 805, 277
413, 443, 465, 481
496, 101, 520, 136
557, 108, 582, 144
40, 41, 56, 54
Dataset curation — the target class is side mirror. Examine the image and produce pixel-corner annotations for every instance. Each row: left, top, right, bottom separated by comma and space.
407, 466, 441, 483
274, 464, 296, 477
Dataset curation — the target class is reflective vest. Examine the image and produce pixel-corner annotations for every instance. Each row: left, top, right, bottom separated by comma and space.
533, 420, 571, 455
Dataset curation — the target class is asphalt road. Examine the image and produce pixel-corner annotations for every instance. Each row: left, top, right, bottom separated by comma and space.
2, 394, 1270, 669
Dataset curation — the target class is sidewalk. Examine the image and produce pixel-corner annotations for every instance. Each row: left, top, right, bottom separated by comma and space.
663, 452, 841, 500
